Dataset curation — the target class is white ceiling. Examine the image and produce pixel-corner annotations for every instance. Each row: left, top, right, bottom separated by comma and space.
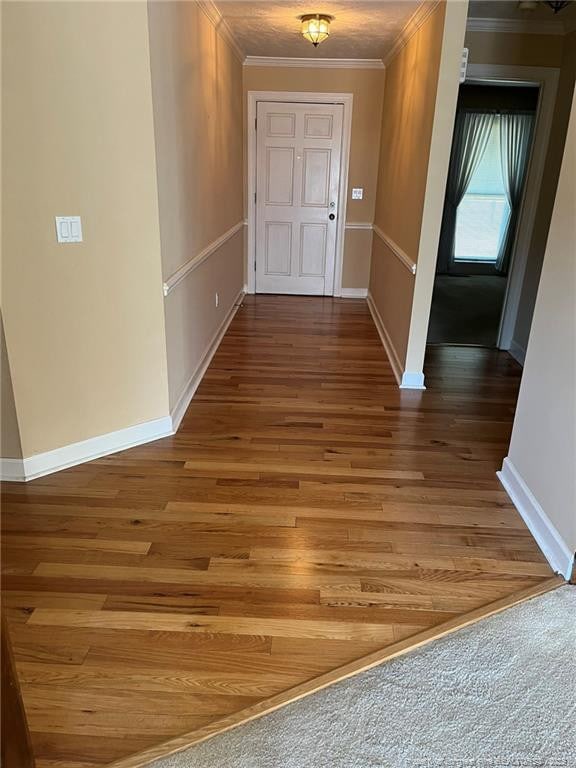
213, 1, 423, 60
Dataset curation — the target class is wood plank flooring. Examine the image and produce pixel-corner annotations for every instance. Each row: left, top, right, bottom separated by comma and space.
1, 296, 554, 767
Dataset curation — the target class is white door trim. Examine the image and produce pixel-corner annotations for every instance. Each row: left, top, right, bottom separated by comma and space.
464, 64, 560, 353
247, 90, 353, 297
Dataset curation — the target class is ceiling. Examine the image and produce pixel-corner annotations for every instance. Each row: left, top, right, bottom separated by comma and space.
212, 1, 423, 60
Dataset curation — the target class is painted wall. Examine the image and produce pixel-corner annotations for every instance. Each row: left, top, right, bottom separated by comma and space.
506, 88, 576, 558
369, 0, 467, 376
465, 31, 564, 69
1, 317, 22, 459
1, 1, 169, 458
148, 1, 245, 412
465, 28, 574, 361
243, 65, 385, 290
512, 31, 576, 356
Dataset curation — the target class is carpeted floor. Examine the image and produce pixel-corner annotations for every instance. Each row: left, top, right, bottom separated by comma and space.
151, 586, 576, 768
427, 275, 507, 347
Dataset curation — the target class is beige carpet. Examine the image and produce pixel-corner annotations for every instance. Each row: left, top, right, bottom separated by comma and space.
151, 586, 576, 768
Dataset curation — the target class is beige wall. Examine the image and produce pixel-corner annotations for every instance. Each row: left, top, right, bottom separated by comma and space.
465, 31, 564, 69
513, 31, 576, 354
1, 1, 169, 458
506, 88, 576, 558
1, 316, 22, 459
369, 1, 467, 373
148, 1, 244, 410
243, 66, 385, 290
342, 229, 374, 290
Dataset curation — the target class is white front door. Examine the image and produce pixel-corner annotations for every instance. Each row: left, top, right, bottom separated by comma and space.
255, 101, 344, 295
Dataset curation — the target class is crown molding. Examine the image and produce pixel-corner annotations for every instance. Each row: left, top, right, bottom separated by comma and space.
466, 16, 565, 35
383, 0, 441, 67
197, 1, 245, 62
243, 56, 385, 70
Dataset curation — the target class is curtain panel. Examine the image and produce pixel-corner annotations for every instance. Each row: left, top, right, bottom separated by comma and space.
497, 112, 535, 273
436, 111, 496, 274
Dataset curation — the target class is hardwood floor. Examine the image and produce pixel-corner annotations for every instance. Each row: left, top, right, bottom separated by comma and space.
1, 296, 554, 767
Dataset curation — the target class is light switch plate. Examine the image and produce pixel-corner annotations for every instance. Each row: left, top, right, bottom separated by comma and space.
351, 188, 363, 200
56, 216, 83, 243
460, 47, 469, 84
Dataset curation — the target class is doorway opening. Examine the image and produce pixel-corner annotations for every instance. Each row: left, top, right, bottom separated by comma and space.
428, 83, 538, 348
246, 91, 353, 297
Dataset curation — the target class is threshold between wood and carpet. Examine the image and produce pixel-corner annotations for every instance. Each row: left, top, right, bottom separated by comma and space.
106, 576, 564, 768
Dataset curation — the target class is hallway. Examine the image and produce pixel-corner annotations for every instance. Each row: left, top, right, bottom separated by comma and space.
2, 296, 555, 767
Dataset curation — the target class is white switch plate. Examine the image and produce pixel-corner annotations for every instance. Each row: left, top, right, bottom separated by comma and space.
351, 188, 363, 200
56, 216, 83, 243
460, 47, 469, 83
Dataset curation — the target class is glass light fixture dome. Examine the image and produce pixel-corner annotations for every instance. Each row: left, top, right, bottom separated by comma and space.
300, 14, 333, 47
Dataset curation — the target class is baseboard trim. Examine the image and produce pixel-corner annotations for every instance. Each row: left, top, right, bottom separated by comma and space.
170, 288, 245, 432
340, 288, 368, 299
366, 293, 403, 386
400, 371, 426, 390
498, 457, 574, 580
105, 576, 563, 768
1, 289, 247, 483
0, 458, 26, 482
1, 416, 174, 483
508, 340, 526, 366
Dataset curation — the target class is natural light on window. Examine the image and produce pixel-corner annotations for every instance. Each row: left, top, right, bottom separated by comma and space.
454, 118, 510, 263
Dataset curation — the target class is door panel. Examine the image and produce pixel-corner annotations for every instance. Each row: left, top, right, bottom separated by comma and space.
267, 112, 296, 137
256, 101, 344, 295
300, 223, 327, 277
304, 113, 334, 139
265, 222, 292, 276
302, 149, 331, 207
265, 148, 294, 205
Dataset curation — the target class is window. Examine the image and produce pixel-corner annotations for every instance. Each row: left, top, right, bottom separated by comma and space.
454, 117, 510, 264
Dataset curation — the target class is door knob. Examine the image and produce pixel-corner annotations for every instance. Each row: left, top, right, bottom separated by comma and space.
329, 213, 336, 220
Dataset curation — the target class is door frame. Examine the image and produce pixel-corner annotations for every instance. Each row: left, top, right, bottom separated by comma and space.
246, 90, 353, 296
464, 64, 559, 355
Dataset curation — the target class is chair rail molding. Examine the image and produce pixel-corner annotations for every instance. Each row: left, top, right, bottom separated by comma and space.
163, 221, 245, 296
372, 225, 417, 275
345, 222, 373, 230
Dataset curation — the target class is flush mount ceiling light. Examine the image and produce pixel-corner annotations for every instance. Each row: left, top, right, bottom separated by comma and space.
300, 14, 333, 47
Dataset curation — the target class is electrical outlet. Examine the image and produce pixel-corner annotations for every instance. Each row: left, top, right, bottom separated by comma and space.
351, 188, 363, 200
215, 292, 219, 308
